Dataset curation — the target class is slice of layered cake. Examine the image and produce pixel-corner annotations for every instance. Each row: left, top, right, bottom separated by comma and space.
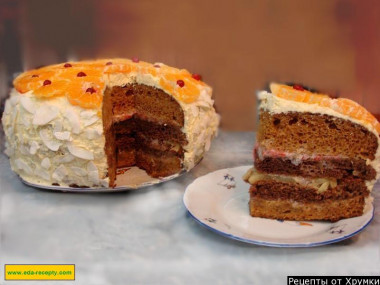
2, 59, 219, 188
243, 83, 380, 221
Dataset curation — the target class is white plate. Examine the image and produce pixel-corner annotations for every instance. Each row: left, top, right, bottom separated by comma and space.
21, 166, 185, 193
183, 165, 375, 247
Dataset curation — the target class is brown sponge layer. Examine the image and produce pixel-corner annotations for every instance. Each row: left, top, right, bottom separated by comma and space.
254, 148, 376, 180
249, 196, 365, 222
258, 111, 378, 160
136, 149, 182, 178
117, 149, 136, 168
110, 84, 185, 127
249, 179, 369, 202
133, 118, 187, 144
103, 84, 187, 186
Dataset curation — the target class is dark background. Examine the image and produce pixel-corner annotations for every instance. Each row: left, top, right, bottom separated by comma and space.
1, 0, 379, 130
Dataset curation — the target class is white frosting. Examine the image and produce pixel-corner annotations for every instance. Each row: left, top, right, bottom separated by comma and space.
258, 91, 380, 191
2, 69, 219, 187
2, 90, 108, 187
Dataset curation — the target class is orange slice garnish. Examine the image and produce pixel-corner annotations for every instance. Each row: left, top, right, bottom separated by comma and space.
176, 77, 200, 103
66, 78, 104, 109
33, 79, 70, 98
160, 73, 200, 103
270, 83, 380, 133
59, 67, 103, 79
103, 62, 137, 74
14, 70, 55, 93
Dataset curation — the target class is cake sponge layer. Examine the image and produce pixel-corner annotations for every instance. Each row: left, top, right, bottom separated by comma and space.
258, 111, 378, 160
248, 179, 368, 202
109, 84, 185, 127
136, 149, 182, 177
249, 196, 365, 222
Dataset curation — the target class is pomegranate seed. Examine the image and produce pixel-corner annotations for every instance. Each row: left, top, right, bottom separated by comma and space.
192, 74, 202, 81
106, 61, 112, 65
31, 74, 39, 78
293, 84, 304, 91
64, 63, 72, 68
177, 80, 185, 88
43, 80, 51, 86
132, 57, 139, 63
86, 87, 96, 94
77, 72, 86, 77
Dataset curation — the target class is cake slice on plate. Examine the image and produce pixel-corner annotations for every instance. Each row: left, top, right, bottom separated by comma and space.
244, 83, 380, 221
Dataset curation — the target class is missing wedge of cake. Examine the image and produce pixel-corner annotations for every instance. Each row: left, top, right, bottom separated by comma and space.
243, 83, 380, 222
2, 59, 219, 188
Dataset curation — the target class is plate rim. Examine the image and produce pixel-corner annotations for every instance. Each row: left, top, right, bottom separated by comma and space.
19, 169, 186, 193
183, 165, 375, 248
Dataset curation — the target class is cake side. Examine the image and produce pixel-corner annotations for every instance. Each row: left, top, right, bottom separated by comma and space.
2, 90, 109, 187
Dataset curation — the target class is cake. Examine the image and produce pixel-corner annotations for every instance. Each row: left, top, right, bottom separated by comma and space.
2, 59, 219, 188
243, 83, 380, 221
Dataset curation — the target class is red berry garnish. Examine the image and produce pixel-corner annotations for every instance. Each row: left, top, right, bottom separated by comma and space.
177, 80, 185, 88
132, 57, 139, 63
86, 87, 96, 94
293, 84, 305, 91
31, 74, 39, 78
192, 74, 202, 81
64, 63, 72, 68
77, 72, 86, 77
106, 61, 112, 65
43, 80, 51, 86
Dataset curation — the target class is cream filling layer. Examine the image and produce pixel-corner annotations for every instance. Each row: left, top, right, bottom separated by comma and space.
243, 167, 338, 193
258, 90, 380, 186
255, 144, 346, 166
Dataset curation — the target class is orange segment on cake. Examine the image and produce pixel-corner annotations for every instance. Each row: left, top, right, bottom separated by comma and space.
243, 83, 380, 222
2, 58, 220, 188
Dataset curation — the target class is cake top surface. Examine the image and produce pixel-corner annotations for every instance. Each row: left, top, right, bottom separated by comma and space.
267, 83, 380, 134
13, 58, 210, 109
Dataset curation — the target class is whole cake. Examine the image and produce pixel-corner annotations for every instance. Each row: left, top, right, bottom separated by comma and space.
2, 59, 219, 188
244, 83, 380, 221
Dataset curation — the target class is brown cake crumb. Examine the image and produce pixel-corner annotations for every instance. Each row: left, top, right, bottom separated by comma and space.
102, 84, 188, 186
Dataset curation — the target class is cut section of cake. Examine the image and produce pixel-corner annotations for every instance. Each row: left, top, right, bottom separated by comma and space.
243, 83, 380, 221
2, 59, 219, 188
